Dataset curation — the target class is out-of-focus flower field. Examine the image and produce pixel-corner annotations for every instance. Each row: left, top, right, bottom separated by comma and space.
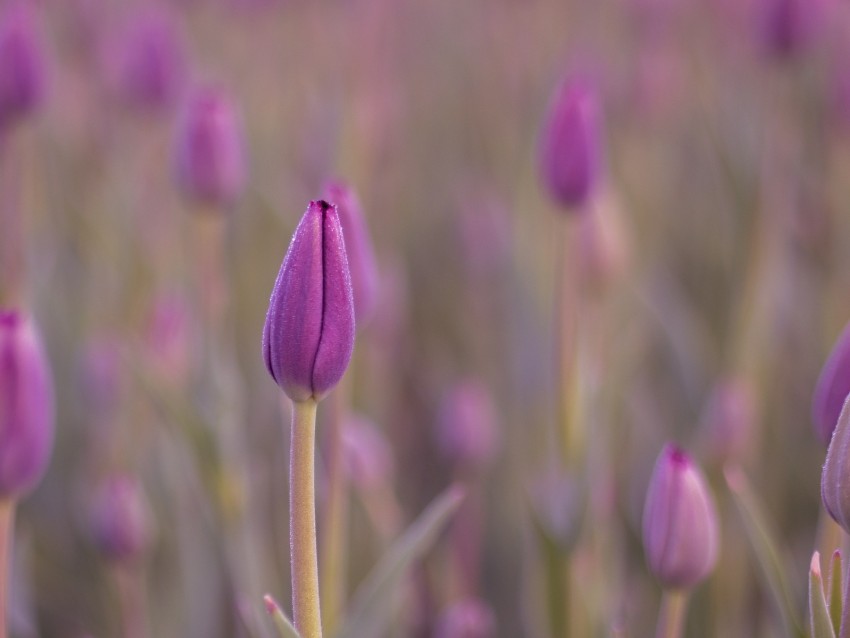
2, 0, 850, 636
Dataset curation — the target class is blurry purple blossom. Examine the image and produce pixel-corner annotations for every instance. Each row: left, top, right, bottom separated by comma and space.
642, 444, 719, 589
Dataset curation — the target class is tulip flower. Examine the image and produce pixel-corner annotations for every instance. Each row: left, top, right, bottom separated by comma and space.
0, 310, 53, 638
174, 86, 246, 210
813, 322, 850, 446
263, 200, 355, 638
114, 7, 186, 113
0, 4, 45, 128
323, 181, 379, 326
89, 475, 153, 563
538, 75, 602, 210
643, 444, 719, 638
436, 379, 500, 472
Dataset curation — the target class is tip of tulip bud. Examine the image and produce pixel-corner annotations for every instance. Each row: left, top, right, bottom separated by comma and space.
811, 551, 822, 576
0, 311, 19, 327
262, 594, 278, 615
667, 445, 688, 465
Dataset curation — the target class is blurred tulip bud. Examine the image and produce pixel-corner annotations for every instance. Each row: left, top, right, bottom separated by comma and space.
114, 7, 185, 113
456, 192, 512, 281
263, 200, 355, 402
0, 4, 46, 127
642, 444, 719, 589
758, 0, 827, 59
174, 87, 246, 209
323, 181, 379, 326
812, 322, 850, 446
529, 469, 585, 553
538, 75, 602, 210
699, 378, 756, 465
89, 475, 153, 563
143, 293, 192, 386
78, 337, 123, 423
0, 311, 54, 500
436, 379, 500, 471
341, 415, 393, 491
434, 599, 496, 638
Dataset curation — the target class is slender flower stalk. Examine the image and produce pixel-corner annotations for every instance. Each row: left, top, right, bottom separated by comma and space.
290, 399, 321, 636
655, 590, 687, 638
0, 501, 13, 638
264, 200, 355, 638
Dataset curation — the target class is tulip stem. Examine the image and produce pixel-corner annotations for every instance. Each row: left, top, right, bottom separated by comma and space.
656, 590, 688, 638
290, 399, 323, 638
319, 383, 348, 635
0, 500, 15, 638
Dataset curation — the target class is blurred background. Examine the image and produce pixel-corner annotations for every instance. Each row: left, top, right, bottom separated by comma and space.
2, 0, 850, 636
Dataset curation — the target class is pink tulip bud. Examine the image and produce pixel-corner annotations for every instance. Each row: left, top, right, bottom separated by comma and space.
0, 3, 46, 127
0, 311, 54, 500
538, 75, 602, 210
89, 475, 153, 563
821, 397, 850, 534
434, 599, 495, 638
323, 181, 379, 326
263, 201, 355, 402
642, 444, 719, 589
174, 86, 246, 209
436, 380, 500, 470
699, 378, 756, 465
812, 322, 850, 446
113, 7, 186, 113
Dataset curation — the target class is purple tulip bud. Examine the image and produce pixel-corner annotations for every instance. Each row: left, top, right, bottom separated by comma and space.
341, 415, 393, 491
174, 87, 246, 209
821, 397, 850, 533
699, 378, 756, 465
323, 181, 379, 326
642, 444, 719, 589
143, 293, 192, 386
0, 310, 54, 500
114, 8, 185, 113
436, 380, 500, 470
89, 475, 153, 563
434, 599, 496, 638
263, 200, 355, 402
758, 0, 826, 59
812, 323, 850, 446
538, 76, 602, 210
0, 3, 46, 127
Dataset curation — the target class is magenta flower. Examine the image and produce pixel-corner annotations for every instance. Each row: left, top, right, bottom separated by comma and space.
434, 599, 496, 638
323, 181, 379, 326
174, 86, 246, 209
0, 311, 54, 500
436, 379, 500, 470
758, 0, 826, 59
263, 200, 355, 402
341, 415, 394, 491
642, 444, 719, 589
822, 397, 850, 533
89, 475, 153, 563
0, 3, 46, 127
114, 7, 185, 113
538, 75, 602, 210
812, 322, 850, 446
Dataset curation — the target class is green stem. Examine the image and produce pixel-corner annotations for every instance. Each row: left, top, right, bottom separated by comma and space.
319, 386, 348, 635
0, 500, 15, 638
291, 399, 323, 638
543, 538, 567, 638
656, 590, 688, 638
